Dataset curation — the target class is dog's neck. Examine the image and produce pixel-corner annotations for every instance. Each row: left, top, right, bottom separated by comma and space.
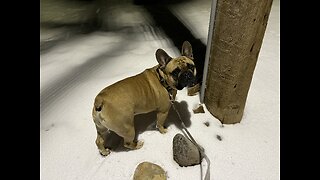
156, 67, 175, 102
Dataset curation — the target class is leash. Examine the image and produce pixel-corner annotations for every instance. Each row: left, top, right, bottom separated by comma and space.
156, 66, 211, 179
169, 94, 211, 180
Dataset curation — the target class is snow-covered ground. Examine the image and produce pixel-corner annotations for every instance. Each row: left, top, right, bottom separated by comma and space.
40, 0, 280, 179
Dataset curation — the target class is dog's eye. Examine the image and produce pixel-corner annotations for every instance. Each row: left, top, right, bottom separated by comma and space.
171, 68, 181, 77
187, 64, 195, 71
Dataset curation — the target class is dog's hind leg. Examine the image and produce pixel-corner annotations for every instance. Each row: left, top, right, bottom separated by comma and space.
95, 124, 111, 156
92, 104, 111, 156
118, 122, 144, 150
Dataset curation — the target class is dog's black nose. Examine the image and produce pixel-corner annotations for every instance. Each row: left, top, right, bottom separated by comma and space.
177, 71, 195, 89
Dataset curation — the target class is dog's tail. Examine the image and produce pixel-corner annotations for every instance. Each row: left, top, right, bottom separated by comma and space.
94, 96, 104, 112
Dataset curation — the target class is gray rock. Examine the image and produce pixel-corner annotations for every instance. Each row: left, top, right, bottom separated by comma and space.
133, 162, 167, 180
172, 133, 202, 167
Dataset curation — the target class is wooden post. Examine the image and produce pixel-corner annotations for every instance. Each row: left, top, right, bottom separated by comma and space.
203, 0, 273, 124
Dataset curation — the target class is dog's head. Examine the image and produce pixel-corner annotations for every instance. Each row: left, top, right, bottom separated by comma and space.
156, 41, 197, 90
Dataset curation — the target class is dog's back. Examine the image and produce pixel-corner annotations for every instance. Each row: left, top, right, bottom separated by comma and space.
92, 66, 169, 131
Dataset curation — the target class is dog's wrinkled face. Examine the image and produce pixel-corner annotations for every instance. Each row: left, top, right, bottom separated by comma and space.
163, 56, 196, 90
156, 41, 197, 90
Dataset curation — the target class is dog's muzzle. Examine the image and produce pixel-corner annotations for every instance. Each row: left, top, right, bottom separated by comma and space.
177, 70, 195, 90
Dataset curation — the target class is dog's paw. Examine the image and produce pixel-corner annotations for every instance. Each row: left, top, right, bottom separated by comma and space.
99, 148, 111, 156
158, 127, 168, 134
135, 140, 144, 149
124, 140, 144, 150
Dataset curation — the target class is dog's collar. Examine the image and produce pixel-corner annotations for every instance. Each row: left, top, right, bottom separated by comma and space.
156, 67, 175, 103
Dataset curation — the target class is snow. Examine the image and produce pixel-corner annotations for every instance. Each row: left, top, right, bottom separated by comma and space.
40, 0, 280, 179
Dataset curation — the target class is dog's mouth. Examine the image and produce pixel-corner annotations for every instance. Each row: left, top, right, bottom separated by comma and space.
176, 70, 196, 90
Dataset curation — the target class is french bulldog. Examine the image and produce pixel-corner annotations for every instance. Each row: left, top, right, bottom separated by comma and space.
92, 41, 196, 156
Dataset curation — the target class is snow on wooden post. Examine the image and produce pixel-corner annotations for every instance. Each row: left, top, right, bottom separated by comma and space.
203, 0, 273, 124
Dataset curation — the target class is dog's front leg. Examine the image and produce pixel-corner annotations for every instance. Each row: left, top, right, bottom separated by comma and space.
156, 111, 169, 134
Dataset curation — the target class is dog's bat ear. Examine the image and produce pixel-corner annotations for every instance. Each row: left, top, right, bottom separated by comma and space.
156, 49, 172, 68
181, 41, 193, 60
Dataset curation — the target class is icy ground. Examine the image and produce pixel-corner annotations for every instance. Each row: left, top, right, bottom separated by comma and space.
40, 0, 280, 179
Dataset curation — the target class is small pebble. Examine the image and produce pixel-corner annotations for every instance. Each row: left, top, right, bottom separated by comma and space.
193, 104, 205, 114
187, 83, 200, 96
216, 135, 222, 141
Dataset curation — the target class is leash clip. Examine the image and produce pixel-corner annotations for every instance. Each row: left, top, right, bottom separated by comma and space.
169, 93, 175, 104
